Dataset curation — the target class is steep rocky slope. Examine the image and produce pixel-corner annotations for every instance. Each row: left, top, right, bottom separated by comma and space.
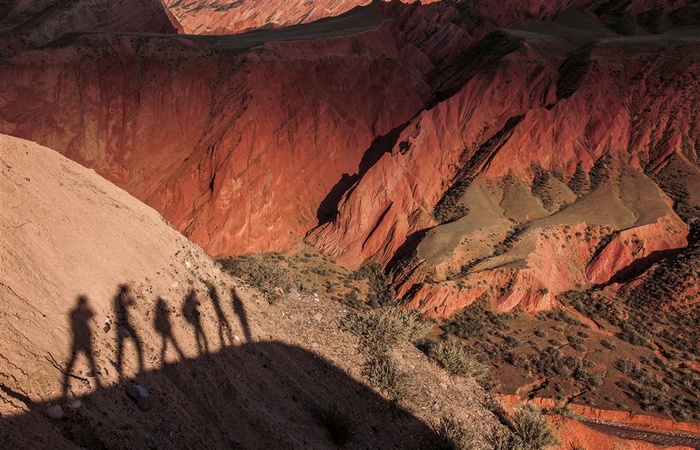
0, 7, 430, 257
0, 0, 698, 318
311, 10, 700, 315
0, 133, 502, 448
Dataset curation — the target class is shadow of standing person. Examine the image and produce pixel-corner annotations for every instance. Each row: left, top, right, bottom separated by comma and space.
63, 296, 101, 397
182, 289, 209, 355
207, 285, 232, 347
154, 297, 185, 362
114, 285, 144, 375
231, 288, 252, 343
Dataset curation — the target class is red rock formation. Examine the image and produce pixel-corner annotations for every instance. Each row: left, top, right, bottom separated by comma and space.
162, 0, 371, 34
310, 19, 699, 313
160, 0, 440, 35
1, 0, 698, 317
0, 20, 430, 257
503, 395, 700, 437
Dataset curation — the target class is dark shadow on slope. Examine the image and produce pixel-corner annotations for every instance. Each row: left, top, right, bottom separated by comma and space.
602, 247, 686, 287
114, 285, 145, 376
430, 30, 523, 106
317, 123, 409, 225
62, 296, 102, 397
231, 287, 252, 343
154, 297, 185, 362
0, 342, 442, 449
182, 289, 209, 355
386, 227, 431, 272
207, 285, 233, 347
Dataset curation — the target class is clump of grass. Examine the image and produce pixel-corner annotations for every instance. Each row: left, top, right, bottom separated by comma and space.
361, 356, 413, 403
350, 263, 395, 307
341, 307, 429, 404
489, 405, 558, 450
220, 253, 291, 298
433, 415, 476, 450
312, 406, 356, 447
489, 429, 526, 450
418, 340, 496, 391
340, 307, 431, 354
512, 404, 559, 450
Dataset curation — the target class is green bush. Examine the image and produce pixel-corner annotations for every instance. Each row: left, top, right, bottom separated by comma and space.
351, 263, 396, 307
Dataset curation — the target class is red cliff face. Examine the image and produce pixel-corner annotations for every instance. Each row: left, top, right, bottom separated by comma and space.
0, 22, 430, 257
0, 0, 698, 318
162, 0, 371, 34
309, 17, 699, 313
160, 0, 440, 35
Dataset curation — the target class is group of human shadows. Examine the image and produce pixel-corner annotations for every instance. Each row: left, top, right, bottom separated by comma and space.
63, 284, 252, 397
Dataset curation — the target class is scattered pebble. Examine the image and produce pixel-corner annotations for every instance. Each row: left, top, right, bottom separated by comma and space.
145, 433, 158, 449
125, 384, 151, 411
46, 404, 64, 420
68, 399, 82, 410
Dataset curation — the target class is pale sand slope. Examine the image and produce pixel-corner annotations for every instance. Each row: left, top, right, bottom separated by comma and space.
0, 132, 233, 391
0, 134, 498, 448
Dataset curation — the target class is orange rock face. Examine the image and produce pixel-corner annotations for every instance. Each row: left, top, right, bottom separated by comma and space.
0, 18, 430, 257
160, 0, 440, 35
310, 9, 700, 313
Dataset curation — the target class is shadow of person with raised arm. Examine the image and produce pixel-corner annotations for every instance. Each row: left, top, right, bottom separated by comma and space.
114, 284, 144, 375
207, 285, 233, 347
182, 289, 209, 355
154, 297, 185, 362
231, 288, 252, 343
63, 296, 101, 397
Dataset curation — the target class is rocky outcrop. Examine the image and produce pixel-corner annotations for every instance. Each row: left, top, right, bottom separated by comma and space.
503, 395, 700, 438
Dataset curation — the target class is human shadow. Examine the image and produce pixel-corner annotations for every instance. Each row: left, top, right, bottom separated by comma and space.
182, 289, 209, 355
114, 285, 144, 375
207, 285, 233, 347
1, 342, 445, 449
62, 296, 101, 397
231, 288, 252, 342
154, 297, 185, 362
